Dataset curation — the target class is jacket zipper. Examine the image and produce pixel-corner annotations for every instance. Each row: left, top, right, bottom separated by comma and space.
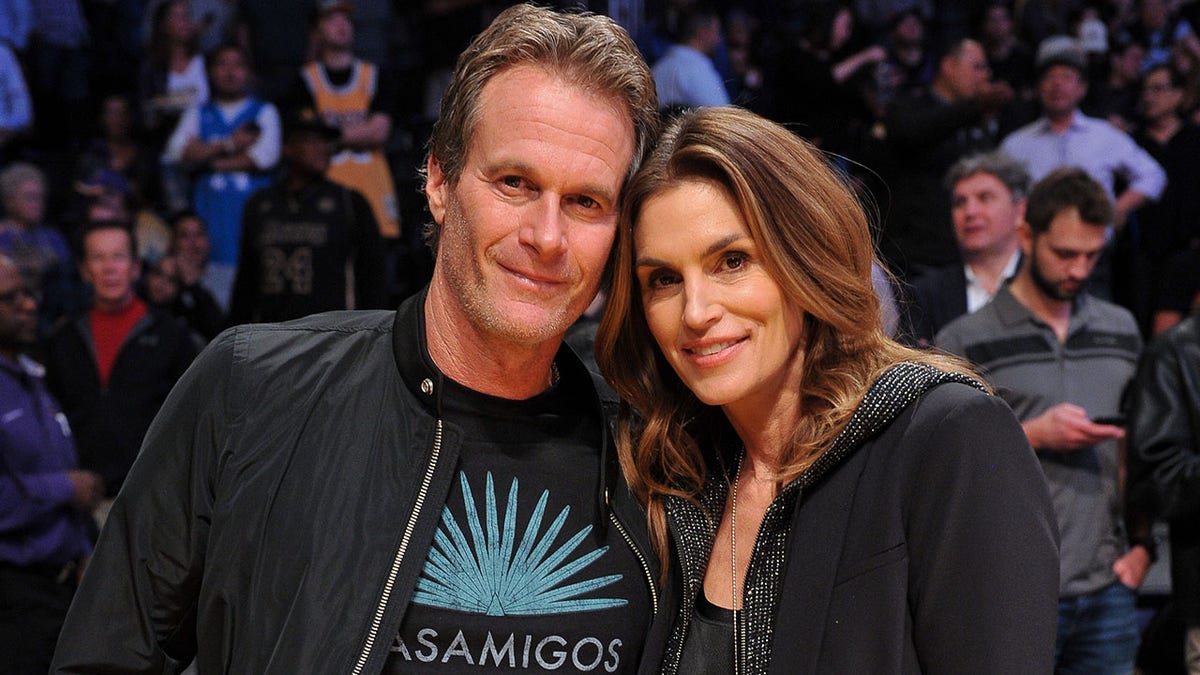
350, 418, 444, 675
608, 510, 658, 616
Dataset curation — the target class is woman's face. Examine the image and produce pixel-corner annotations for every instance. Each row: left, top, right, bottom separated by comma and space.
634, 179, 805, 412
164, 1, 195, 42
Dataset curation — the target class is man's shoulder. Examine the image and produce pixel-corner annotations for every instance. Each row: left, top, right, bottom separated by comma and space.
1079, 294, 1140, 334
210, 310, 398, 383
936, 292, 1007, 342
1001, 118, 1050, 149
227, 309, 396, 342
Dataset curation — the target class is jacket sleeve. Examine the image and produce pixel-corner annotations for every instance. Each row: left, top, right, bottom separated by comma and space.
904, 389, 1059, 674
51, 328, 243, 673
1129, 332, 1200, 520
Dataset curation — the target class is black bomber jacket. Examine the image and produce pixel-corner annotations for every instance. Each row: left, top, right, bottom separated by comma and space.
51, 291, 668, 674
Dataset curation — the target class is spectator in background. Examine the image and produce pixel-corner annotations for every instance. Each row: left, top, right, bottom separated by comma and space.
976, 0, 1037, 100
937, 168, 1151, 675
0, 163, 80, 337
164, 209, 224, 340
1130, 0, 1200, 70
164, 43, 281, 311
879, 8, 935, 103
138, 0, 209, 151
771, 3, 885, 159
45, 222, 200, 510
228, 107, 385, 325
1002, 36, 1165, 298
1129, 312, 1200, 675
880, 37, 1012, 277
1085, 33, 1146, 132
290, 0, 400, 240
0, 253, 101, 675
238, 0, 312, 103
903, 150, 1028, 345
1134, 63, 1200, 334
0, 40, 33, 158
27, 0, 90, 151
652, 3, 730, 111
75, 94, 161, 217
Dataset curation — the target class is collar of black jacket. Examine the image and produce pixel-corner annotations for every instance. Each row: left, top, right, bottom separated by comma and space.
390, 286, 622, 529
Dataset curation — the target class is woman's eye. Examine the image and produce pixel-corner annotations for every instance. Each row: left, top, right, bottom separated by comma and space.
722, 252, 748, 270
645, 270, 679, 290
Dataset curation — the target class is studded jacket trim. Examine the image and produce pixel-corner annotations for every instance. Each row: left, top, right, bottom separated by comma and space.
661, 362, 987, 675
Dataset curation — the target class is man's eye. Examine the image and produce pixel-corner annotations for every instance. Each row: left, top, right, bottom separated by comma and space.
576, 195, 598, 209
501, 176, 523, 189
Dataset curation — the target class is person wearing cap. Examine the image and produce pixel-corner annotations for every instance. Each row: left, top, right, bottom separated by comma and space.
285, 0, 400, 242
227, 107, 386, 324
1001, 35, 1166, 302
1001, 36, 1164, 236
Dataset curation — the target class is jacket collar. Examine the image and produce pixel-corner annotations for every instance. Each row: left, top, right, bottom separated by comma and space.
390, 287, 624, 524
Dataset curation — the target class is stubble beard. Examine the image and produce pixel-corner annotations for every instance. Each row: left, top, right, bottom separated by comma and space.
437, 196, 584, 348
1029, 249, 1082, 302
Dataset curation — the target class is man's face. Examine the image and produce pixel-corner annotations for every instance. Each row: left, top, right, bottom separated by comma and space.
424, 64, 635, 349
952, 172, 1023, 258
173, 216, 210, 262
981, 5, 1013, 42
1142, 68, 1183, 121
1038, 64, 1088, 118
284, 131, 335, 176
4, 178, 45, 226
318, 10, 354, 51
0, 263, 37, 354
1112, 44, 1146, 82
942, 41, 990, 100
1021, 207, 1109, 302
81, 228, 139, 310
209, 48, 250, 99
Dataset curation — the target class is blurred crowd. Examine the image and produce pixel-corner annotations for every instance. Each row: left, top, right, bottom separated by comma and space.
4, 0, 1200, 671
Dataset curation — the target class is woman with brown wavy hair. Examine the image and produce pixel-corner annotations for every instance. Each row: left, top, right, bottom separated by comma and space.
595, 106, 1059, 674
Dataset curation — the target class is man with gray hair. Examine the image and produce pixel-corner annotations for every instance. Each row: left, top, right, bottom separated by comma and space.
52, 5, 665, 673
904, 150, 1029, 345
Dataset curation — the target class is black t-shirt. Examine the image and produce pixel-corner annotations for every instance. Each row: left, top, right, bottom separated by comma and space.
384, 365, 651, 673
676, 590, 734, 674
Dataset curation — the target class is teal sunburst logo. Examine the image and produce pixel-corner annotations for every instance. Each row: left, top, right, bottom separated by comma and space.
412, 471, 627, 616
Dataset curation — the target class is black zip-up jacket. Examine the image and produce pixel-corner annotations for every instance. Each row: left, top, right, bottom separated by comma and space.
45, 307, 202, 497
51, 292, 668, 673
1129, 315, 1200, 626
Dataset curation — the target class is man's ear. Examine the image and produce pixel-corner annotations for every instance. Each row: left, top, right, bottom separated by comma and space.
425, 154, 448, 225
1017, 219, 1034, 256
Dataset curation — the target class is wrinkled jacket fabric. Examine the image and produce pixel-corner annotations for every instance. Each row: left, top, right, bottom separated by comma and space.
658, 366, 1060, 674
51, 292, 666, 674
1129, 315, 1200, 625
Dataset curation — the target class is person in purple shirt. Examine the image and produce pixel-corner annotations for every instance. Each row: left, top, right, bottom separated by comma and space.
0, 254, 102, 673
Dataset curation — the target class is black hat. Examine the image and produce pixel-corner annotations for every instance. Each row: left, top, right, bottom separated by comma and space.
283, 107, 341, 141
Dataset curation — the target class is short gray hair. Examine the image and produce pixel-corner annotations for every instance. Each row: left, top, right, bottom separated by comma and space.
944, 150, 1031, 202
0, 162, 46, 204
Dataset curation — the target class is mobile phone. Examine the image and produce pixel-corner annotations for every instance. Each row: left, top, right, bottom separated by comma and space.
1091, 414, 1127, 426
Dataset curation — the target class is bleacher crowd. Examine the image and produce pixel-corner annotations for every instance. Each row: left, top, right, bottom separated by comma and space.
4, 0, 1200, 672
